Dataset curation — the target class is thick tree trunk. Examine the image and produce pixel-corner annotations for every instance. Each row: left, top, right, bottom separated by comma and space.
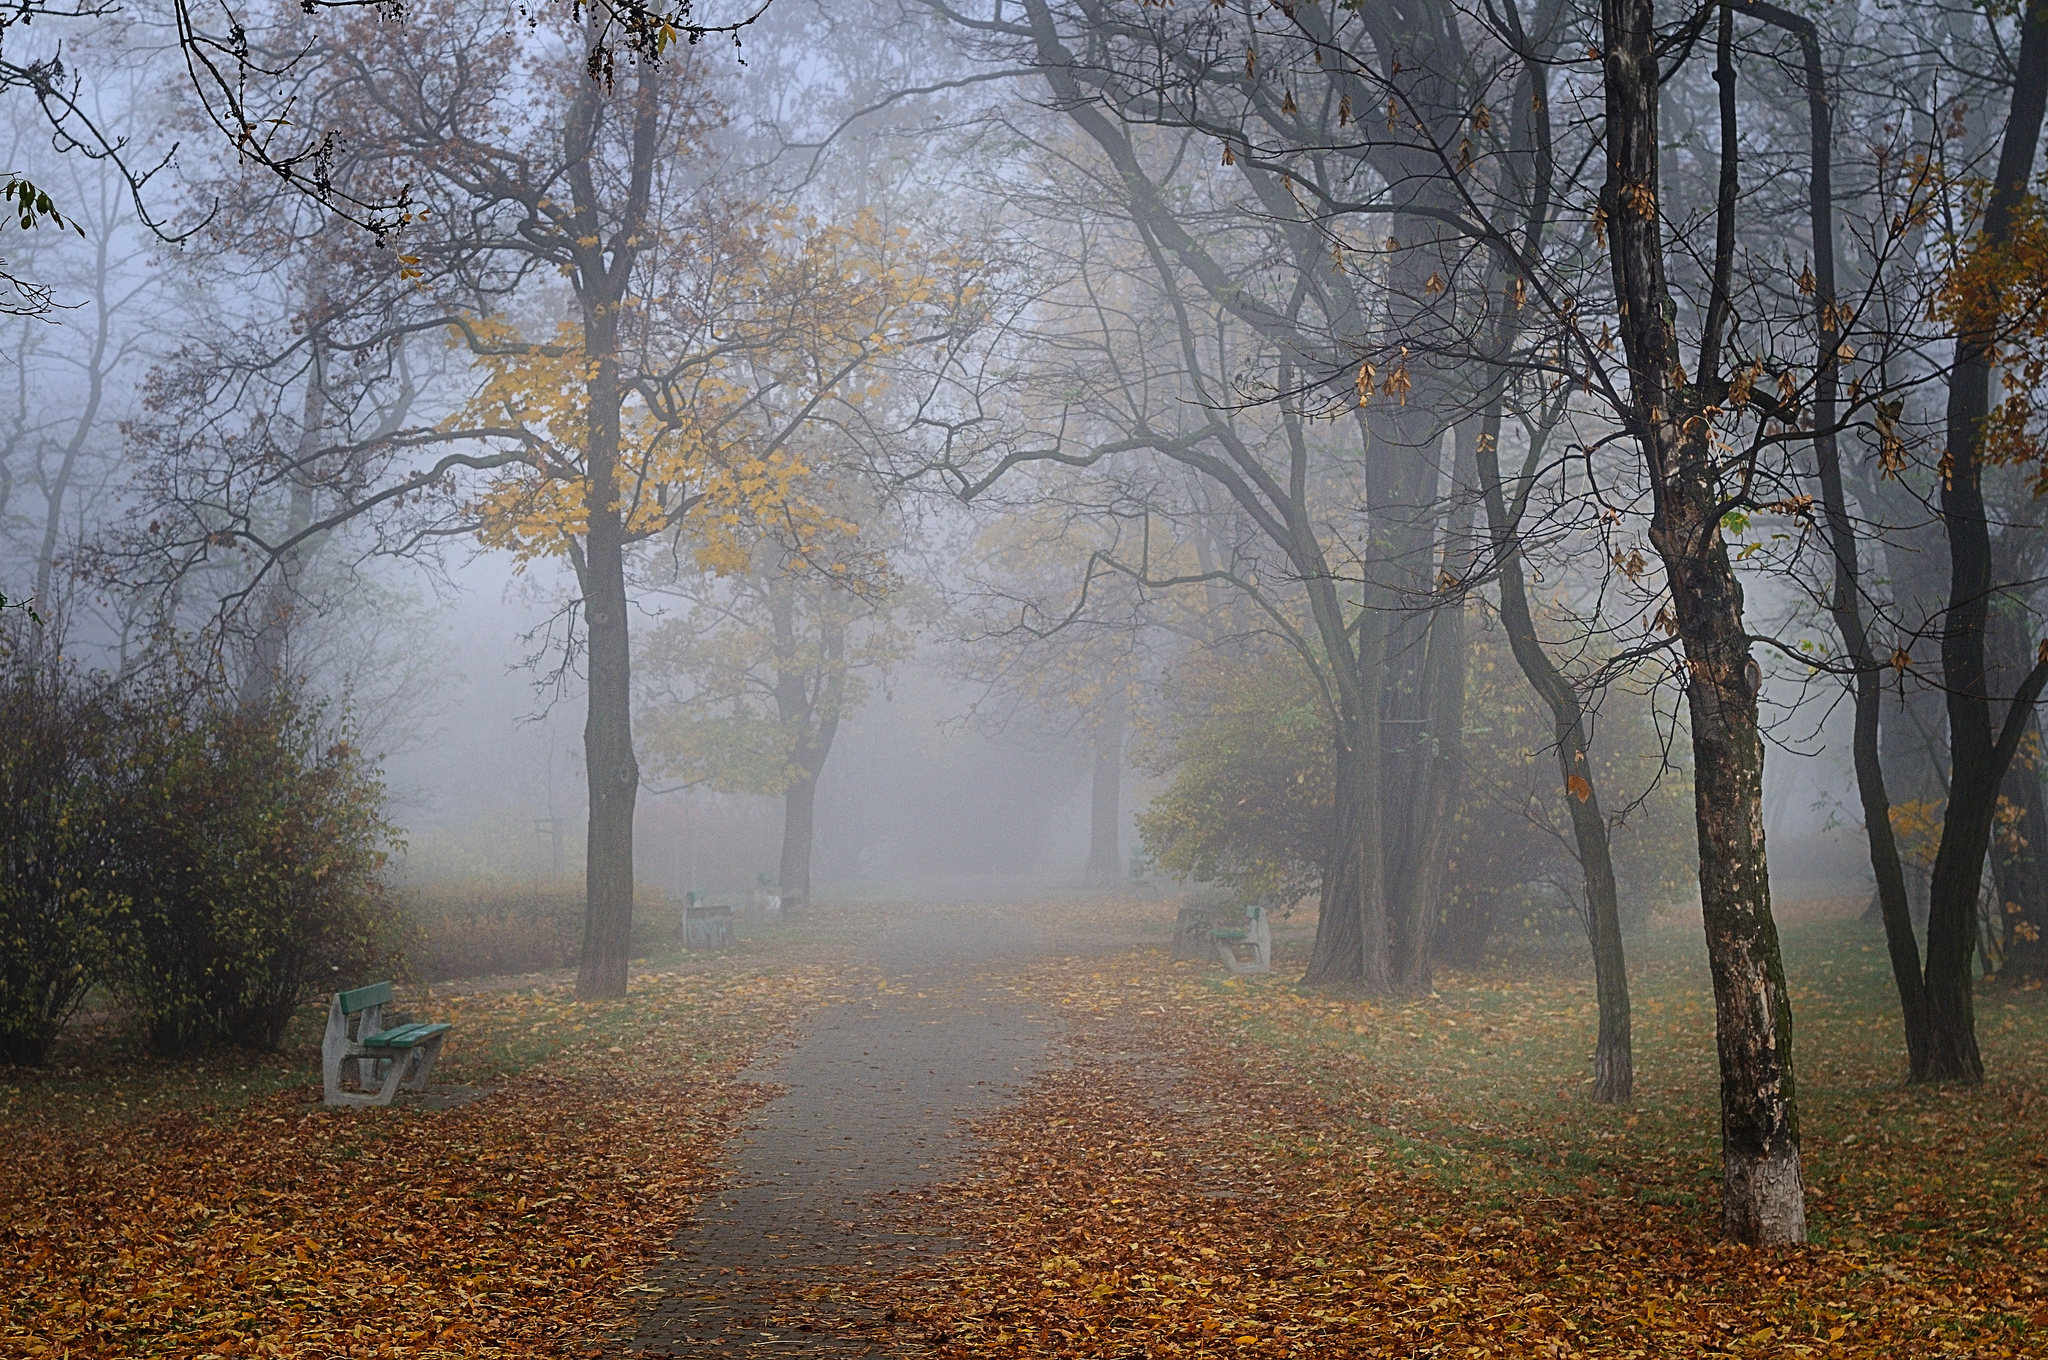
779, 770, 817, 914
580, 537, 638, 996
576, 273, 639, 997
1303, 623, 1388, 989
1086, 703, 1125, 885
569, 51, 663, 1000
1925, 0, 2048, 1078
1390, 426, 1479, 991
1601, 0, 1802, 1241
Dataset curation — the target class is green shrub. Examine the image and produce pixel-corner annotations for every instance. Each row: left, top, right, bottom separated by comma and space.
114, 675, 402, 1052
1134, 652, 1330, 910
1137, 621, 1695, 963
0, 644, 131, 1065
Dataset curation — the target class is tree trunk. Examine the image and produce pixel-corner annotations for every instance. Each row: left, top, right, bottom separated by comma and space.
1924, 0, 2048, 1078
1989, 594, 2048, 981
1757, 0, 1927, 1072
1988, 657, 2048, 983
1476, 416, 1633, 1103
1086, 702, 1125, 885
575, 262, 638, 996
1303, 620, 1388, 989
1601, 0, 1802, 1241
580, 557, 638, 998
779, 770, 818, 914
1390, 425, 1479, 991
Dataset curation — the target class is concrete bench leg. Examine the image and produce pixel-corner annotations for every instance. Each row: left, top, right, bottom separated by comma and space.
400, 1035, 445, 1092
369, 1054, 408, 1105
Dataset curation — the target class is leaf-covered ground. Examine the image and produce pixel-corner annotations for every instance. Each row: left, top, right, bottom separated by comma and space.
846, 897, 2048, 1357
8, 895, 2047, 1358
0, 959, 874, 1358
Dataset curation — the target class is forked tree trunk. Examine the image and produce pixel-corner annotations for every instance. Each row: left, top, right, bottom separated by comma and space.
1924, 0, 2048, 1078
1600, 0, 1803, 1242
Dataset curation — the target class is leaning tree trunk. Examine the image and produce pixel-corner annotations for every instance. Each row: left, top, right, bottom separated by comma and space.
1086, 701, 1126, 884
1601, 0, 1803, 1242
1476, 413, 1633, 1103
1924, 0, 2048, 1078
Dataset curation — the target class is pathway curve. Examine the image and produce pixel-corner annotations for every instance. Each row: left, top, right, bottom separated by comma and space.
630, 903, 1063, 1355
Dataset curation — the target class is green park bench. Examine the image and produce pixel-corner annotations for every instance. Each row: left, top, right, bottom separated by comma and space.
1212, 903, 1272, 975
321, 981, 452, 1108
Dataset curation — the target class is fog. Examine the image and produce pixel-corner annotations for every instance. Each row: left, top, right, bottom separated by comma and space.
2, 0, 2043, 1054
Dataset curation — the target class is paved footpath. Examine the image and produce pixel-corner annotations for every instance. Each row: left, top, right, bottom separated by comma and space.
630, 903, 1061, 1355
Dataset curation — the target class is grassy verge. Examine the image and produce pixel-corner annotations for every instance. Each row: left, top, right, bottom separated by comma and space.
873, 894, 2048, 1358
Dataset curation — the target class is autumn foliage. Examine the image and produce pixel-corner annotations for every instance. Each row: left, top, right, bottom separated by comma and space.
0, 640, 397, 1064
0, 964, 854, 1357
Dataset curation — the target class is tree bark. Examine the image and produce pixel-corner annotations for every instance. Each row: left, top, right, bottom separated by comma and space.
1086, 700, 1126, 885
577, 334, 639, 999
1988, 597, 2048, 980
779, 769, 818, 913
1924, 0, 2048, 1078
1476, 414, 1633, 1102
1304, 615, 1390, 990
571, 51, 660, 1000
1747, 0, 1927, 1071
1389, 426, 1479, 992
1600, 0, 1803, 1242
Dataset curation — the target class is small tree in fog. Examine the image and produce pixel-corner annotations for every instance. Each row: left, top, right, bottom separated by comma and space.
638, 500, 913, 915
951, 505, 1167, 888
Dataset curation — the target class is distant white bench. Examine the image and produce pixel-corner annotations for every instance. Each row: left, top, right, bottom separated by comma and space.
1212, 904, 1272, 975
322, 981, 451, 1108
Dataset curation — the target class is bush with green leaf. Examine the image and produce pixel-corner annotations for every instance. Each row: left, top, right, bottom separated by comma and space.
1136, 617, 1694, 961
1134, 650, 1333, 911
114, 675, 402, 1053
0, 643, 131, 1065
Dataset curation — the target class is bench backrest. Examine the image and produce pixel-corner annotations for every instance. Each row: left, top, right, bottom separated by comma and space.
338, 981, 394, 1015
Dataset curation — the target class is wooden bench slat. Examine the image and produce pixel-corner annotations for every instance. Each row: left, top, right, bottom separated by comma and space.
338, 981, 395, 1015
362, 1021, 453, 1049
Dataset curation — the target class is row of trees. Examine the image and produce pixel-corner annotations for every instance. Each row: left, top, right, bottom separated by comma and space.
873, 0, 2048, 1246
15, 0, 2048, 1253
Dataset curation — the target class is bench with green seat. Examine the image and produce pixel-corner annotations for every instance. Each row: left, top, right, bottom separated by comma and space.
321, 981, 453, 1107
1212, 903, 1272, 975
